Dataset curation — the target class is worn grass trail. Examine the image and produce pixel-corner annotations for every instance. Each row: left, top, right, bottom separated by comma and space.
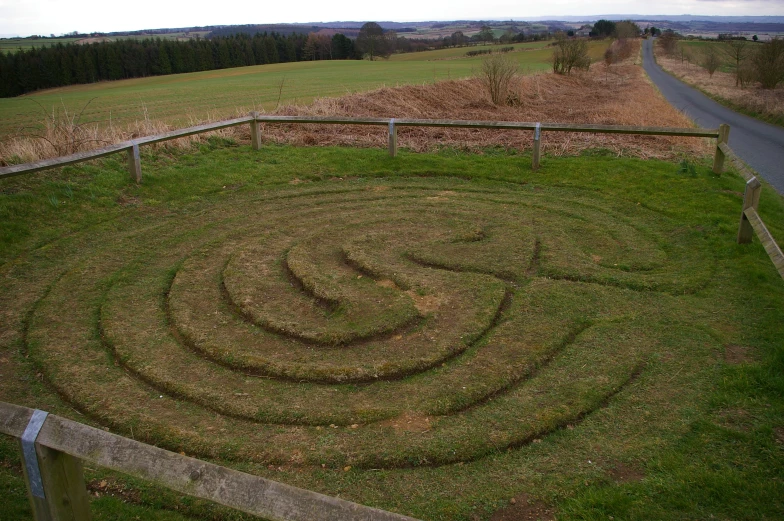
0, 143, 783, 520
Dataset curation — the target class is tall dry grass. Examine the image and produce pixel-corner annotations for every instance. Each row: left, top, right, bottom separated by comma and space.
655, 45, 784, 124
0, 48, 709, 166
0, 101, 245, 166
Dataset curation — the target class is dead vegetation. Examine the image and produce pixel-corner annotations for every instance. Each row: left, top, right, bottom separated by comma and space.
0, 48, 708, 166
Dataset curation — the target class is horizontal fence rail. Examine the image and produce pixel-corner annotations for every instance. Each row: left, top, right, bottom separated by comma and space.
0, 401, 419, 521
0, 113, 720, 182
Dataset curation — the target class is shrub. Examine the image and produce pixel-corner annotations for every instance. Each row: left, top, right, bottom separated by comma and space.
480, 54, 519, 105
552, 32, 590, 75
752, 37, 784, 89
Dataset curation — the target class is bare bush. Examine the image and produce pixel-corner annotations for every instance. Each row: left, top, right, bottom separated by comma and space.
552, 33, 590, 75
753, 37, 784, 89
701, 45, 723, 78
480, 54, 519, 105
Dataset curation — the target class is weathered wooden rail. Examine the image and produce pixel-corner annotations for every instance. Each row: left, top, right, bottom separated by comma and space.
0, 401, 419, 521
724, 143, 784, 279
0, 112, 720, 183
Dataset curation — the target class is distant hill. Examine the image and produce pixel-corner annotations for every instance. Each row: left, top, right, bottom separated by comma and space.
517, 15, 784, 24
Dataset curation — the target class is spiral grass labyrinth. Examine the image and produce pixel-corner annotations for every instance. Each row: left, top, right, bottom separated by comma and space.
10, 178, 715, 468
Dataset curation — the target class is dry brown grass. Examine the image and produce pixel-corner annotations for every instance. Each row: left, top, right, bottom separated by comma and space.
655, 46, 784, 124
0, 105, 245, 166
266, 47, 707, 159
0, 51, 709, 166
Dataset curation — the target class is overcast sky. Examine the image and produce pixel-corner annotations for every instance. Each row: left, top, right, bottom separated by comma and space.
1, 0, 782, 37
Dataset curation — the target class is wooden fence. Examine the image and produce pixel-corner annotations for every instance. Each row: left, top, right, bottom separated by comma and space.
0, 112, 720, 183
0, 401, 419, 521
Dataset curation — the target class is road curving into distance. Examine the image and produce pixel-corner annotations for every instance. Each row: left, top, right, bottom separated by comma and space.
642, 38, 784, 194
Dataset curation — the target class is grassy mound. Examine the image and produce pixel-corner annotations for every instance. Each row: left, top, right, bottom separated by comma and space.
1, 144, 783, 520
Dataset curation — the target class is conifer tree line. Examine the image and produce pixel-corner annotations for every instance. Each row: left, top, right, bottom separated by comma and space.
0, 32, 358, 97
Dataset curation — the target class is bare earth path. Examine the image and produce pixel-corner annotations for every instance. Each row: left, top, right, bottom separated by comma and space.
643, 38, 784, 194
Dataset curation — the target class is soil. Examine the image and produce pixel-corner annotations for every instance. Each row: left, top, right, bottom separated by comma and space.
378, 411, 433, 433
608, 462, 645, 483
87, 477, 141, 502
490, 493, 555, 521
724, 344, 754, 364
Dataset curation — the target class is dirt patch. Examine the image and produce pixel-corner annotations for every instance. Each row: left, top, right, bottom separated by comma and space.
724, 344, 754, 364
406, 290, 445, 315
376, 279, 400, 289
608, 462, 645, 483
490, 493, 555, 521
378, 411, 433, 433
774, 427, 784, 445
116, 194, 142, 207
716, 408, 754, 432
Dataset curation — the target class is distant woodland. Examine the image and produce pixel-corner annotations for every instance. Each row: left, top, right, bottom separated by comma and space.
0, 32, 359, 98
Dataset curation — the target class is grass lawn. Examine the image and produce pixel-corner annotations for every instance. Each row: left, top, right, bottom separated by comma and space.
1, 140, 782, 520
0, 40, 608, 140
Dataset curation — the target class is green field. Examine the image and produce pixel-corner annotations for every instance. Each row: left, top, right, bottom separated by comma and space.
0, 141, 782, 520
0, 40, 608, 140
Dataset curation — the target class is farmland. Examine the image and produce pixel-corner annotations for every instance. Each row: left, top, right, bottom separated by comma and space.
0, 40, 609, 140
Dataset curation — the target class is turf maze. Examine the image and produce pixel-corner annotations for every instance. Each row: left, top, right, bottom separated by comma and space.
3, 177, 719, 470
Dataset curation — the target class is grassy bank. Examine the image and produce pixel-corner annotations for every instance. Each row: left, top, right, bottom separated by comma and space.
0, 139, 782, 520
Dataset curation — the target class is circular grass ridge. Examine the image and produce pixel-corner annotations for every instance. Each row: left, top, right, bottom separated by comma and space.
13, 179, 716, 468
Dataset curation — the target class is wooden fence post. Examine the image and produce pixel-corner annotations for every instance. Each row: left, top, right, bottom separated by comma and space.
250, 112, 262, 151
532, 123, 541, 170
388, 119, 397, 158
713, 123, 730, 174
737, 176, 762, 244
37, 445, 92, 521
127, 144, 141, 184
20, 410, 91, 521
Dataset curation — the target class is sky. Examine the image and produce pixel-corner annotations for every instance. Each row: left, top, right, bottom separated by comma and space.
1, 0, 783, 37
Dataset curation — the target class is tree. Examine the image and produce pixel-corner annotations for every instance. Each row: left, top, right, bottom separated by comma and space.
614, 21, 640, 39
752, 35, 759, 42
357, 22, 388, 60
657, 30, 678, 55
701, 45, 722, 77
552, 32, 590, 74
450, 31, 467, 47
480, 53, 518, 104
752, 37, 784, 89
592, 20, 616, 38
331, 33, 356, 59
477, 25, 495, 43
721, 39, 751, 86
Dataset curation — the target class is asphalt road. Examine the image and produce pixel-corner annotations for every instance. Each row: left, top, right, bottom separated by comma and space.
642, 39, 784, 194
